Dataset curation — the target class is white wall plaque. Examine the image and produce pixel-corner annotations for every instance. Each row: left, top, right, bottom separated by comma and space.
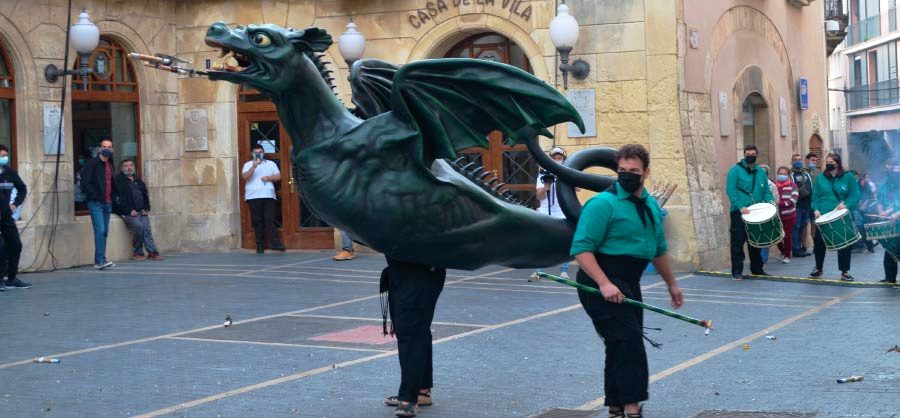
566, 88, 596, 138
718, 91, 731, 137
779, 97, 788, 137
43, 103, 65, 155
184, 108, 209, 152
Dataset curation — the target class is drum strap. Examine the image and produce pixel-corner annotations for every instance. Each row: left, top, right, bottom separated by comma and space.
828, 177, 845, 202
735, 163, 758, 202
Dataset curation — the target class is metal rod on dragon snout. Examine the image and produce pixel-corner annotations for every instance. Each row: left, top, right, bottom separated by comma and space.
536, 272, 713, 332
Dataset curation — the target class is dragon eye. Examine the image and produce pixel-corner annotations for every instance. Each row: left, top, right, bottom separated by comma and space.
252, 33, 272, 46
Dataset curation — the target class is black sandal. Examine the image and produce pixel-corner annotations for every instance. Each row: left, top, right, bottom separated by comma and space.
608, 406, 624, 418
385, 390, 432, 407
841, 273, 855, 282
626, 405, 643, 418
809, 269, 823, 278
394, 402, 418, 417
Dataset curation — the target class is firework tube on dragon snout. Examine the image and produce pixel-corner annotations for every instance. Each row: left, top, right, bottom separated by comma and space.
536, 272, 713, 333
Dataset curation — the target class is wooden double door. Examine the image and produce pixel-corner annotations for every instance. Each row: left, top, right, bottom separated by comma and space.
237, 112, 333, 249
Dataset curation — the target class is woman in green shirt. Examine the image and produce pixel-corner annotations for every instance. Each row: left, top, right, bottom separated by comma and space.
570, 144, 684, 418
810, 153, 860, 280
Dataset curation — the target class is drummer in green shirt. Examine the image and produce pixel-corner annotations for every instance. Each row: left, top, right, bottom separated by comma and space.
810, 153, 860, 281
725, 145, 773, 280
570, 144, 684, 418
875, 160, 900, 285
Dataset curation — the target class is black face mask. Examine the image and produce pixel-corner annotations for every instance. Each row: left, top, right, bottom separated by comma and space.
825, 163, 836, 172
744, 155, 757, 165
618, 171, 644, 194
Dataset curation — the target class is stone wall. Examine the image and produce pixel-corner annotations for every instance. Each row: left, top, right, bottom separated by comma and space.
0, 1, 181, 270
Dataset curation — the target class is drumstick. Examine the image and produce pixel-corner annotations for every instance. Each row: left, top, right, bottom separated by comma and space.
536, 272, 713, 333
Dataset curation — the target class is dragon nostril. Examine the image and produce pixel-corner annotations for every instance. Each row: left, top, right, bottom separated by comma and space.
207, 22, 228, 37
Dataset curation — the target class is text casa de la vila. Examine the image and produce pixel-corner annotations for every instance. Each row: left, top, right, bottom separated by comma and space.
408, 0, 533, 28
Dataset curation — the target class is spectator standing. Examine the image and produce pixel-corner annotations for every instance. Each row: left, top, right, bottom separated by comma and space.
775, 166, 798, 263
758, 165, 778, 267
333, 230, 355, 261
0, 145, 28, 291
852, 172, 876, 253
113, 159, 162, 261
803, 153, 820, 253
529, 147, 571, 281
80, 138, 117, 269
789, 154, 813, 257
241, 144, 286, 254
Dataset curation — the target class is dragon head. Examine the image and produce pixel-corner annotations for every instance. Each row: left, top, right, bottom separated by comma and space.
204, 22, 333, 94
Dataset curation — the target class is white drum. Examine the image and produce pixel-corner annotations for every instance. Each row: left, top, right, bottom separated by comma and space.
741, 203, 784, 248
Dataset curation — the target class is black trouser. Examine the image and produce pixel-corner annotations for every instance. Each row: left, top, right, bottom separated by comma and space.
247, 198, 283, 248
885, 241, 898, 282
386, 257, 446, 404
813, 228, 851, 273
730, 210, 764, 276
576, 254, 650, 407
0, 216, 22, 281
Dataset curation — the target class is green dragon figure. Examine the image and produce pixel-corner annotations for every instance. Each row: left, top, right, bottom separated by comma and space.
204, 22, 617, 270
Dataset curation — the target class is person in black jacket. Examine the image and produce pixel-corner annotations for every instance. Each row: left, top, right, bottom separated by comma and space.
114, 159, 162, 261
0, 145, 29, 290
80, 138, 118, 269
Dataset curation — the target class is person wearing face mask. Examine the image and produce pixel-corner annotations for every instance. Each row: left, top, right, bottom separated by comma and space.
804, 153, 821, 248
725, 145, 773, 280
80, 138, 119, 269
241, 143, 286, 254
0, 145, 29, 291
875, 161, 900, 285
775, 166, 798, 263
529, 147, 572, 282
789, 154, 813, 257
570, 144, 683, 418
810, 153, 860, 281
113, 159, 162, 261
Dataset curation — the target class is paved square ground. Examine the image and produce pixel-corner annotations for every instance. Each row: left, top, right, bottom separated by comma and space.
0, 250, 897, 418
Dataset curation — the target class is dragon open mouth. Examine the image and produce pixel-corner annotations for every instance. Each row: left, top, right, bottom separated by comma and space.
213, 47, 253, 72
204, 39, 255, 74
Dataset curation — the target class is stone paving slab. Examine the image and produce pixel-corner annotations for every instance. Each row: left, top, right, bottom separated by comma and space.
0, 251, 897, 418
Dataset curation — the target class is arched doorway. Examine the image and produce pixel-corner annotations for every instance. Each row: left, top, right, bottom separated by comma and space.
809, 134, 824, 160
235, 86, 333, 250
0, 41, 15, 167
740, 93, 772, 168
71, 37, 141, 214
441, 33, 539, 207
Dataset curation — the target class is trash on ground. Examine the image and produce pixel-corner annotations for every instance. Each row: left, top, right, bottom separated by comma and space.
837, 375, 864, 383
224, 315, 232, 327
742, 344, 750, 350
886, 345, 900, 354
33, 357, 60, 364
765, 335, 776, 340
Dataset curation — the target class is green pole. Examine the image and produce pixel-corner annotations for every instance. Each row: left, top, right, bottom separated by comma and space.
536, 272, 713, 331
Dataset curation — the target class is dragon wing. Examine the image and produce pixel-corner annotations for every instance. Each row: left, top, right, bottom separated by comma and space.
388, 59, 584, 166
349, 59, 398, 119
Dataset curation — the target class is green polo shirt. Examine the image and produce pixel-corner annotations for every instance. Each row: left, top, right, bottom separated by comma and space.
570, 183, 668, 260
725, 160, 773, 212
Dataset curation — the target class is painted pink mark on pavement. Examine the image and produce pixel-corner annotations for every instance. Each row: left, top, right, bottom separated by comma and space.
310, 325, 397, 345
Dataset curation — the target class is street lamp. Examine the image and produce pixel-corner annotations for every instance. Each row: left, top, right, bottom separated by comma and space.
549, 1, 589, 89
44, 9, 100, 90
338, 17, 366, 66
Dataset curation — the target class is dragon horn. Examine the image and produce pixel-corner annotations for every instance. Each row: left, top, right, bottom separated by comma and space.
461, 162, 478, 173
487, 178, 500, 187
471, 167, 484, 178
452, 157, 466, 167
480, 172, 494, 181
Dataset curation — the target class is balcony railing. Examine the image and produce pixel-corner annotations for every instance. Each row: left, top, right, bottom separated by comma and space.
825, 0, 844, 20
891, 2, 897, 32
847, 79, 900, 111
847, 14, 882, 46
